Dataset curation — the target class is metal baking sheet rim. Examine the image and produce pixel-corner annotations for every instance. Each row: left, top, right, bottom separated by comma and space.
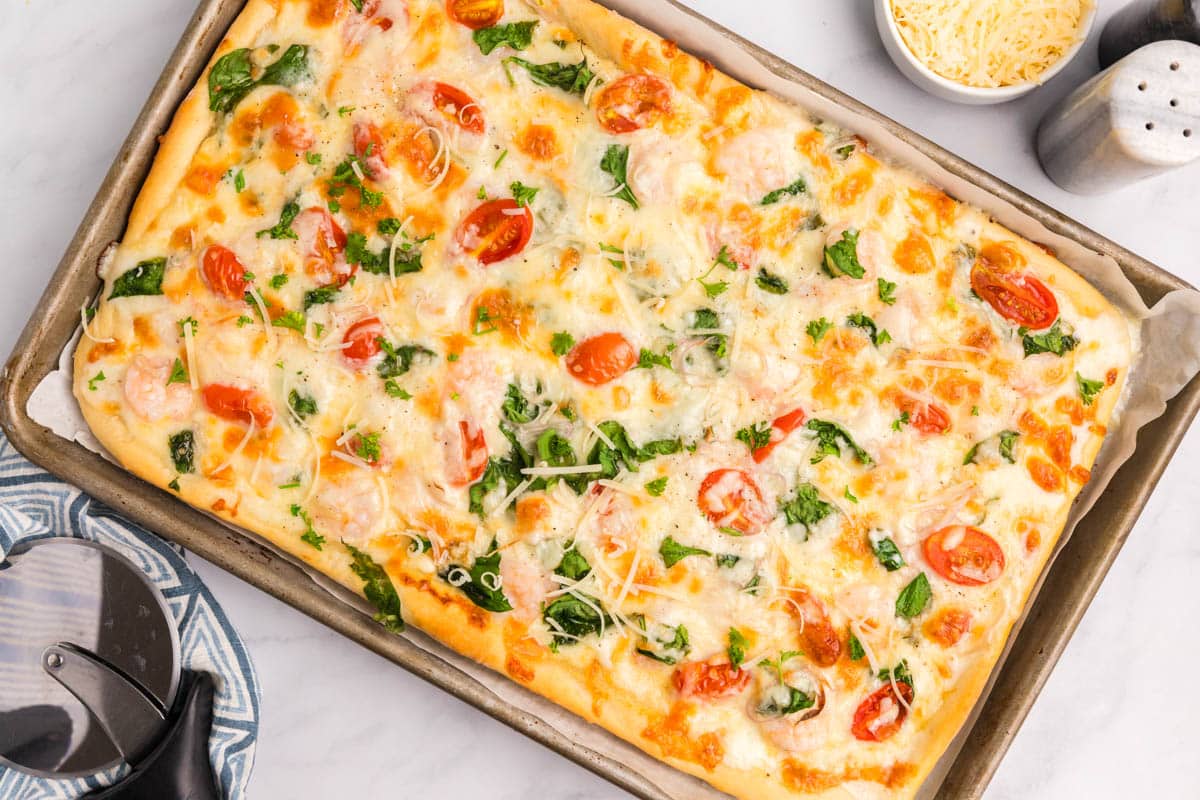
0, 1, 1196, 798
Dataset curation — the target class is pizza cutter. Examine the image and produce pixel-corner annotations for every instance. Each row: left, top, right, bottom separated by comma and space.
0, 538, 220, 799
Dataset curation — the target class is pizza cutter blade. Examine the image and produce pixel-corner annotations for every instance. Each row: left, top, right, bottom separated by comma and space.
0, 538, 221, 799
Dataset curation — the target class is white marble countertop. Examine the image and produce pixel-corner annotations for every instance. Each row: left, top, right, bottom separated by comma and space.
2, 1, 1198, 797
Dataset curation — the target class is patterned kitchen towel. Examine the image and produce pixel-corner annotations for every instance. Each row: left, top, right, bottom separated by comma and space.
0, 433, 260, 800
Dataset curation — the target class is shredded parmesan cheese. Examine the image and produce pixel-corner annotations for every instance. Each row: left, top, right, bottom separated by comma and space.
890, 0, 1089, 88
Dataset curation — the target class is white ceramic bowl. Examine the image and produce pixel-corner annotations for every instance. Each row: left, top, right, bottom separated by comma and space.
873, 0, 1097, 105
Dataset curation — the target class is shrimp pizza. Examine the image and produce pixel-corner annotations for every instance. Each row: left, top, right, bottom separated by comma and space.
73, 1, 1133, 797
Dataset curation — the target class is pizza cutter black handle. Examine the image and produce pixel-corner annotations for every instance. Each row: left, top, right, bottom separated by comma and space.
85, 671, 221, 800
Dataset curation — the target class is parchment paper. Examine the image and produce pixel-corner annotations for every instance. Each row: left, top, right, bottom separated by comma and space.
27, 1, 1200, 798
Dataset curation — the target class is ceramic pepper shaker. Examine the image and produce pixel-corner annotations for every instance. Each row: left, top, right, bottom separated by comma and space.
1099, 0, 1200, 68
1036, 40, 1200, 194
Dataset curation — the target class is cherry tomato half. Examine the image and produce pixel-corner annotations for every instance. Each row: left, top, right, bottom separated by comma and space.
202, 384, 274, 428
697, 468, 770, 536
201, 245, 248, 300
455, 199, 533, 265
445, 419, 489, 486
970, 244, 1058, 330
342, 316, 385, 368
895, 395, 951, 435
922, 525, 1005, 586
789, 588, 842, 667
594, 74, 672, 134
673, 658, 751, 700
353, 120, 388, 179
851, 682, 914, 742
564, 332, 636, 386
751, 407, 807, 462
446, 0, 503, 30
432, 82, 485, 135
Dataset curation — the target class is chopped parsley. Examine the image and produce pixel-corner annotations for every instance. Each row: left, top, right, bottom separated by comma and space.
807, 317, 833, 344
550, 331, 576, 356
735, 421, 772, 453
271, 310, 306, 333
501, 383, 540, 424
1077, 373, 1105, 406
87, 371, 106, 391
268, 273, 289, 290
328, 155, 383, 206
376, 339, 435, 379
232, 169, 245, 193
727, 628, 749, 668
288, 389, 317, 419
303, 285, 339, 310
637, 347, 672, 369
779, 482, 834, 535
167, 358, 188, 385
891, 411, 911, 431
510, 180, 539, 207
644, 476, 669, 496
848, 631, 865, 661
878, 278, 897, 305
383, 380, 412, 399
1020, 319, 1077, 357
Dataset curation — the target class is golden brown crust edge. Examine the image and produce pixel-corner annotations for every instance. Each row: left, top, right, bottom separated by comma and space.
73, 1, 1134, 799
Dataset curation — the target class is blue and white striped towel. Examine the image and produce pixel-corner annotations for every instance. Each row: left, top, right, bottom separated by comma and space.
0, 433, 260, 799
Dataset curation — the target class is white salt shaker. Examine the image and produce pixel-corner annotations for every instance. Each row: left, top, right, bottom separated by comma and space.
1036, 40, 1200, 194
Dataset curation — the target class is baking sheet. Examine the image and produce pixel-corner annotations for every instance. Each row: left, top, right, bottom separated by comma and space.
13, 1, 1200, 798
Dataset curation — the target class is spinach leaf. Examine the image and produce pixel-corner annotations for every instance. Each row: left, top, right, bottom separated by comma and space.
755, 268, 789, 295
779, 482, 834, 533
806, 419, 873, 465
446, 544, 512, 613
823, 229, 865, 279
760, 176, 806, 205
998, 430, 1019, 463
659, 536, 711, 568
376, 339, 435, 379
895, 573, 932, 619
555, 546, 592, 581
848, 631, 865, 661
878, 278, 898, 305
543, 593, 612, 649
505, 56, 596, 96
870, 534, 905, 571
344, 543, 404, 632
168, 430, 195, 474
474, 20, 538, 55
879, 660, 914, 690
303, 285, 339, 310
715, 553, 740, 568
345, 230, 427, 275
634, 619, 690, 665
208, 44, 311, 114
599, 144, 639, 209
1020, 319, 1077, 357
288, 389, 317, 419
257, 200, 300, 240
846, 313, 891, 346
109, 258, 166, 299
637, 347, 672, 369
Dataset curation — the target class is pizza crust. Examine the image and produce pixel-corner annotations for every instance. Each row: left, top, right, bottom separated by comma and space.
72, 2, 1134, 799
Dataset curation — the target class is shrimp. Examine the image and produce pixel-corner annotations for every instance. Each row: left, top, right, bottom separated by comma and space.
625, 130, 703, 206
713, 127, 799, 202
588, 487, 637, 555
752, 667, 830, 753
443, 350, 506, 435
342, 0, 408, 49
498, 545, 555, 622
124, 355, 193, 422
312, 475, 383, 546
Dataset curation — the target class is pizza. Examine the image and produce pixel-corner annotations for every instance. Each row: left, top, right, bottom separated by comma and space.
72, 0, 1133, 797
